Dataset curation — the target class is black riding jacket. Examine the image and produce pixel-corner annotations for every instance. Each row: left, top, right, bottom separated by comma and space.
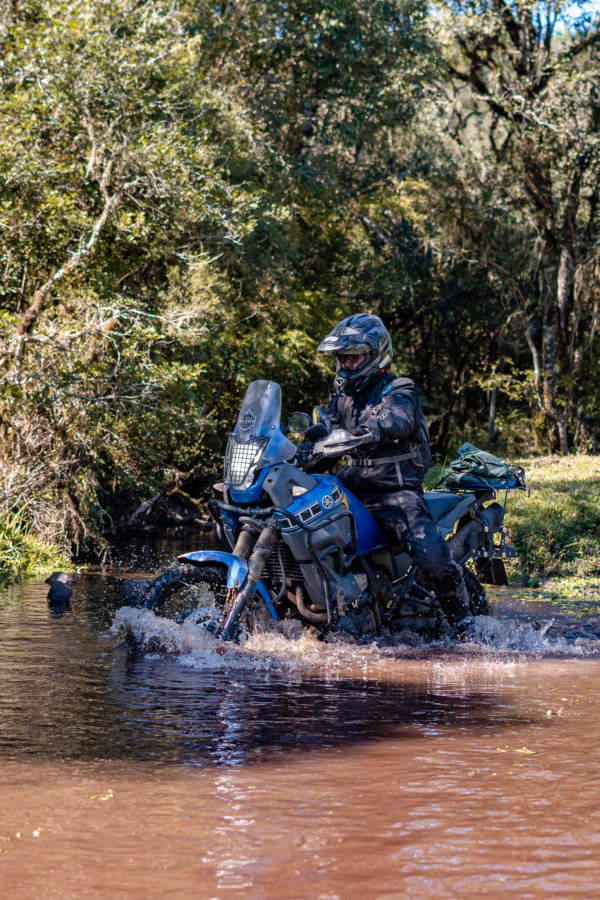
326, 371, 427, 497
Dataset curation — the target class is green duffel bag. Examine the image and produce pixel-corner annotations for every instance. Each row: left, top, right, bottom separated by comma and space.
439, 442, 525, 491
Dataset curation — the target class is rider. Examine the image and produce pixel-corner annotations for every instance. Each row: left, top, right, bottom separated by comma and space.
315, 313, 471, 630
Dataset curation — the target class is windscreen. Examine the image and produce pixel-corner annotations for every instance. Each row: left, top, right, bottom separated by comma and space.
232, 380, 296, 463
233, 380, 281, 438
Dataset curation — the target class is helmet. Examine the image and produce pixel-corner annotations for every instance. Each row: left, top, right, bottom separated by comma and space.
317, 313, 393, 392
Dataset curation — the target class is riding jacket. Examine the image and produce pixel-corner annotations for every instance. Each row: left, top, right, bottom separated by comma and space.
326, 370, 428, 497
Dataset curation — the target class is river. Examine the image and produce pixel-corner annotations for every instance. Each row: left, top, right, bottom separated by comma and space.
1, 534, 600, 898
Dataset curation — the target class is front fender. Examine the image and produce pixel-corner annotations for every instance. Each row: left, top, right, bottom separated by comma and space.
177, 550, 278, 620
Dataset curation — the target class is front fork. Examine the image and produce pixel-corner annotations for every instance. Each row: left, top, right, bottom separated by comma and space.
219, 521, 279, 640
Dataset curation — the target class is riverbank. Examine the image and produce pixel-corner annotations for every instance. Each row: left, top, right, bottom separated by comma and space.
3, 454, 600, 591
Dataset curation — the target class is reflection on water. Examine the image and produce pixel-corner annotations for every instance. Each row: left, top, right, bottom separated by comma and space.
2, 549, 600, 897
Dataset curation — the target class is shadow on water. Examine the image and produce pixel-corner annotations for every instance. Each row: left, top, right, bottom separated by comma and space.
0, 566, 532, 768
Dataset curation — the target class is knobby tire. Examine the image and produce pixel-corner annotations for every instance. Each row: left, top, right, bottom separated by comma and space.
464, 567, 490, 616
142, 563, 227, 623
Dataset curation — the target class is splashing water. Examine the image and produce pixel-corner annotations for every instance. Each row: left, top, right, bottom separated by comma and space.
112, 600, 600, 670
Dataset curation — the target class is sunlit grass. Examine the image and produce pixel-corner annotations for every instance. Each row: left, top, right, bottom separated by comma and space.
506, 455, 600, 583
0, 503, 71, 582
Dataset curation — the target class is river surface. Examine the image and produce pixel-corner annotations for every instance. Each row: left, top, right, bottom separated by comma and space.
2, 535, 600, 898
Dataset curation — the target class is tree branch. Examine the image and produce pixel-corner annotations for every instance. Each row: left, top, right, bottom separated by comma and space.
356, 214, 403, 260
12, 157, 124, 380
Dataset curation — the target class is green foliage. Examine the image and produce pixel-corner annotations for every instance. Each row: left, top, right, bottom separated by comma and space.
0, 504, 70, 581
428, 1, 600, 451
0, 0, 433, 556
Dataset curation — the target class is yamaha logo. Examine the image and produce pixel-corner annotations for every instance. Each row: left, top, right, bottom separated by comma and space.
239, 411, 257, 431
321, 494, 334, 510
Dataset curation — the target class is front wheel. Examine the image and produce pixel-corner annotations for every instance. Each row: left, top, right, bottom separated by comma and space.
141, 563, 228, 632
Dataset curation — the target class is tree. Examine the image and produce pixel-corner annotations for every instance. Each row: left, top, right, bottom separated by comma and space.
0, 0, 435, 552
435, 0, 600, 452
0, 0, 267, 545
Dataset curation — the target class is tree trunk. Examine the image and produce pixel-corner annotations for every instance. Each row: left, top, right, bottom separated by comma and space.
523, 240, 571, 454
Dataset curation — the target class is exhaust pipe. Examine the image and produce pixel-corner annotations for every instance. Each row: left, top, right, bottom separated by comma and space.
287, 585, 328, 623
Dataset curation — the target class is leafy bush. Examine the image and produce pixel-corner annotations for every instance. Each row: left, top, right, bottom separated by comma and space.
0, 504, 70, 581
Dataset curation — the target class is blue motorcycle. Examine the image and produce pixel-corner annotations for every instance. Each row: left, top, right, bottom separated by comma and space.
125, 380, 519, 641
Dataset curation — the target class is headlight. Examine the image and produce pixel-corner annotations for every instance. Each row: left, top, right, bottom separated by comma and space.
223, 436, 268, 491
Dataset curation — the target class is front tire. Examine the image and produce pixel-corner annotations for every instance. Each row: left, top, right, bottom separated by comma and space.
122, 577, 152, 606
142, 563, 228, 629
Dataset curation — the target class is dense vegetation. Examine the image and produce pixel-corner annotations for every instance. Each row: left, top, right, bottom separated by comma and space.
1, 1, 599, 574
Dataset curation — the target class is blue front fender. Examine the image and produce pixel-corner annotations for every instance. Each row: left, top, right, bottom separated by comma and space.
177, 550, 278, 621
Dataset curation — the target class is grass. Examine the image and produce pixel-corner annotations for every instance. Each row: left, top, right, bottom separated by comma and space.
506, 455, 600, 577
503, 455, 600, 607
0, 503, 71, 583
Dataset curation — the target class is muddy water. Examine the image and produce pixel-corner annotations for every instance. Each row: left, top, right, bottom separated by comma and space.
2, 537, 600, 898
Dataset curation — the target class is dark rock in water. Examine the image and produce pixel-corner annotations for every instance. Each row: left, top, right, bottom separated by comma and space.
47, 583, 72, 606
45, 572, 75, 587
45, 572, 74, 607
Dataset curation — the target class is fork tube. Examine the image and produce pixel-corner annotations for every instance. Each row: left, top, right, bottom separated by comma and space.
219, 522, 278, 640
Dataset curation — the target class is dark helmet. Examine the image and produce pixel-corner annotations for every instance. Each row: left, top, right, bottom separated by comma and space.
317, 313, 393, 392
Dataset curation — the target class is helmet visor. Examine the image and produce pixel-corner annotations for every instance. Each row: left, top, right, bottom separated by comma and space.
318, 334, 371, 355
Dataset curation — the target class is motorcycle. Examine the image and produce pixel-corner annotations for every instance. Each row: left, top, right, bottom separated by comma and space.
123, 379, 522, 641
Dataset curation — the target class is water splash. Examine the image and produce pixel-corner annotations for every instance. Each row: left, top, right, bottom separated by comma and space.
462, 613, 600, 656
112, 603, 600, 669
112, 606, 384, 674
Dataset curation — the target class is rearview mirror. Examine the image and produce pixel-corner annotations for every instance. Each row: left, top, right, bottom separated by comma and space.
305, 422, 328, 442
287, 412, 312, 433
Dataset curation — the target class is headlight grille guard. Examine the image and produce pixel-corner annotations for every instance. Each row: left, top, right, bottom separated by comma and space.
223, 436, 268, 490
